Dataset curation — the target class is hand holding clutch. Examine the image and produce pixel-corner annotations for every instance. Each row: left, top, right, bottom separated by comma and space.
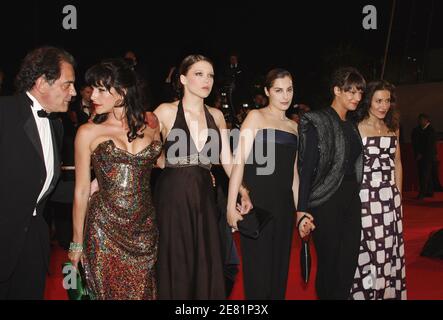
296, 212, 314, 283
237, 206, 273, 240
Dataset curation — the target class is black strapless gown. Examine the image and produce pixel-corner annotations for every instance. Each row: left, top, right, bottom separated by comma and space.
240, 128, 298, 299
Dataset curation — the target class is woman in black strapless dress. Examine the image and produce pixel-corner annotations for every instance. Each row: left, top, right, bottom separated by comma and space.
227, 69, 312, 299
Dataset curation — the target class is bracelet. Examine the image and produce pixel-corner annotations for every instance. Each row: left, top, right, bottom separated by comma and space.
69, 242, 83, 252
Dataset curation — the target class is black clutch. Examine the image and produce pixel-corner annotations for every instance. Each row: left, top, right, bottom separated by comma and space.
300, 236, 312, 283
297, 214, 312, 283
237, 206, 273, 240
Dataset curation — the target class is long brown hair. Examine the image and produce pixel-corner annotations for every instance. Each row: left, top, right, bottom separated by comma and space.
85, 58, 146, 142
354, 80, 399, 132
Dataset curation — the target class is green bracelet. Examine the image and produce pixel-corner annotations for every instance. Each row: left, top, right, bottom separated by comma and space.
69, 242, 83, 252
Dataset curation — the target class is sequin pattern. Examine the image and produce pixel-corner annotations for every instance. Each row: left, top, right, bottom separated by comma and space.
83, 139, 162, 300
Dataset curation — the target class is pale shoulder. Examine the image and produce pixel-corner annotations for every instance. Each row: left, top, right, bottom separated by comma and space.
245, 109, 265, 122
206, 106, 224, 122
154, 101, 178, 116
246, 109, 265, 121
241, 109, 264, 130
76, 121, 96, 136
75, 122, 97, 146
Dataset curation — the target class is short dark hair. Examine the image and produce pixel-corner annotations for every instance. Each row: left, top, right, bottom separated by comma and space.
330, 67, 366, 96
418, 113, 429, 121
15, 46, 75, 93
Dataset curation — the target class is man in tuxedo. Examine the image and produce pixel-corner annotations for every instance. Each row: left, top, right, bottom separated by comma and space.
411, 113, 438, 199
0, 46, 76, 299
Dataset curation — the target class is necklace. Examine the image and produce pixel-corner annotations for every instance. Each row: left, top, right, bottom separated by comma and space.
267, 107, 288, 121
366, 120, 383, 135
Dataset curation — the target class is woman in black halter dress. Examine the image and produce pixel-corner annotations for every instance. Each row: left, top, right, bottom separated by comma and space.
154, 55, 252, 299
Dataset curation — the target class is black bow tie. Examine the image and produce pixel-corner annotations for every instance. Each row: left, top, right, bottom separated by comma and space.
37, 109, 57, 119
37, 109, 49, 118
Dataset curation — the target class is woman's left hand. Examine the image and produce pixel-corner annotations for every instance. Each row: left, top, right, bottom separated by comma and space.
239, 191, 253, 214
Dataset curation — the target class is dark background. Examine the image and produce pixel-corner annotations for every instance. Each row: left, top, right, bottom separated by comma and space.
1, 0, 441, 107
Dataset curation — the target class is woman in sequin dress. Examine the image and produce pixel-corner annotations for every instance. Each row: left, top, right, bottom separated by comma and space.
349, 80, 407, 300
69, 59, 162, 300
153, 55, 252, 299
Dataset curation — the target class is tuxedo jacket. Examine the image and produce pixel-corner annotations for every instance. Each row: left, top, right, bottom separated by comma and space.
0, 93, 63, 281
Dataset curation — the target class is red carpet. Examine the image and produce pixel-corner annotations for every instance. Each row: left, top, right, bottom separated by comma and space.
45, 192, 443, 300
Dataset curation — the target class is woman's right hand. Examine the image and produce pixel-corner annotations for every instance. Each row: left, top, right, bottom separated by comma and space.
296, 211, 315, 238
68, 250, 83, 270
90, 178, 99, 196
227, 207, 244, 231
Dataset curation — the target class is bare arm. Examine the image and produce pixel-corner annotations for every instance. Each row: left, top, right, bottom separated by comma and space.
226, 111, 259, 229
394, 130, 403, 196
72, 126, 93, 245
69, 125, 93, 267
153, 103, 171, 142
293, 152, 299, 210
155, 129, 165, 169
154, 104, 174, 169
147, 111, 165, 169
213, 108, 234, 178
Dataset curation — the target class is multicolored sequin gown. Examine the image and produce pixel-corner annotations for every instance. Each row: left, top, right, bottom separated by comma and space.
350, 136, 407, 300
83, 139, 162, 300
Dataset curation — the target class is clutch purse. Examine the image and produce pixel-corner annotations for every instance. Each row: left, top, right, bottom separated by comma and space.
297, 214, 312, 283
62, 261, 90, 300
300, 236, 312, 283
237, 206, 273, 239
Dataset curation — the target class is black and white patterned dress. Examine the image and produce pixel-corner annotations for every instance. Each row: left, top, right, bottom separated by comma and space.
350, 136, 407, 300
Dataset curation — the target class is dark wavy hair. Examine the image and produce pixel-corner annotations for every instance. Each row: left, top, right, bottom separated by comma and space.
354, 80, 399, 132
330, 66, 366, 96
85, 58, 146, 143
264, 68, 293, 90
15, 46, 75, 93
176, 54, 214, 97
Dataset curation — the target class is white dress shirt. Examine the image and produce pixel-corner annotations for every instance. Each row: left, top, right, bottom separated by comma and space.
82, 99, 91, 116
26, 92, 54, 216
